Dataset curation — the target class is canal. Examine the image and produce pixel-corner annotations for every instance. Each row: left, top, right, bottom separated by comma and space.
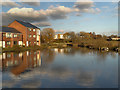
2, 47, 118, 88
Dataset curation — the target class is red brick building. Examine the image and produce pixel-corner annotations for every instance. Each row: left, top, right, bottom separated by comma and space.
8, 20, 41, 46
0, 26, 23, 48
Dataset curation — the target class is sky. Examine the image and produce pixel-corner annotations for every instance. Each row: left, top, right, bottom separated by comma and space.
0, 0, 118, 35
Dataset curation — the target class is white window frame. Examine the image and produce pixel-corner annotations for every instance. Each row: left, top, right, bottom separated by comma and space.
14, 34, 17, 38
37, 29, 40, 35
37, 35, 39, 41
26, 41, 28, 46
0, 41, 2, 47
3, 33, 6, 37
29, 28, 31, 32
29, 34, 32, 38
6, 33, 12, 38
33, 29, 36, 32
7, 41, 11, 45
3, 41, 5, 48
18, 41, 23, 46
33, 35, 36, 38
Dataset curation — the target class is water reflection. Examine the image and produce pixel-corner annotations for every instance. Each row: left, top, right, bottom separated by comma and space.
2, 48, 118, 88
2, 51, 41, 75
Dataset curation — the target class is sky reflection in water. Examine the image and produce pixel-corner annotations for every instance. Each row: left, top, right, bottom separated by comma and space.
2, 47, 118, 88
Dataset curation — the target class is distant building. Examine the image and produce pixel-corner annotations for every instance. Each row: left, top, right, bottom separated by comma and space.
8, 20, 41, 46
54, 34, 64, 39
0, 26, 23, 48
107, 37, 120, 41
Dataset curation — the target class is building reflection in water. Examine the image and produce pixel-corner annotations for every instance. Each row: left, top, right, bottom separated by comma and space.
2, 51, 42, 76
54, 48, 64, 54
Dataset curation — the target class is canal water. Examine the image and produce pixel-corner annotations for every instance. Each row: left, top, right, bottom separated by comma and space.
2, 47, 118, 88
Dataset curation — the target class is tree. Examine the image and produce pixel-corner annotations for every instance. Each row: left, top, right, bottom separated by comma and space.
79, 32, 90, 38
68, 32, 78, 43
41, 28, 55, 43
63, 32, 70, 39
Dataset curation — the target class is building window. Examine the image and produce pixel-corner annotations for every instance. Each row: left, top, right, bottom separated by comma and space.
19, 41, 23, 46
29, 34, 32, 38
14, 41, 17, 45
33, 29, 35, 32
33, 35, 36, 38
29, 41, 31, 45
29, 28, 31, 32
2, 33, 6, 37
37, 29, 40, 35
14, 34, 17, 38
7, 41, 11, 45
7, 54, 11, 58
6, 33, 12, 38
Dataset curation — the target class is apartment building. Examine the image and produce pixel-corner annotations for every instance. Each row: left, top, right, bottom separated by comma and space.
8, 20, 41, 46
0, 26, 23, 48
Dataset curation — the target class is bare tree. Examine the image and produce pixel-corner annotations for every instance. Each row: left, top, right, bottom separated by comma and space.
41, 28, 55, 44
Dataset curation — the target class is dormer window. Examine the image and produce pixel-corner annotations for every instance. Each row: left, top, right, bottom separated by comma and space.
33, 29, 36, 32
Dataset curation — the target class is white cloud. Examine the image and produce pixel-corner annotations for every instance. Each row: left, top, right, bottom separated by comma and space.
46, 6, 73, 19
102, 6, 109, 9
32, 22, 51, 27
21, 0, 40, 6
2, 7, 48, 25
0, 0, 20, 7
73, 0, 94, 9
2, 6, 73, 25
2, 1, 101, 25
73, 0, 101, 14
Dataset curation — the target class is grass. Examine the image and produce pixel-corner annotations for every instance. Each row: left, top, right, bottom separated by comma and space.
77, 38, 119, 51
1, 39, 120, 53
2, 45, 42, 52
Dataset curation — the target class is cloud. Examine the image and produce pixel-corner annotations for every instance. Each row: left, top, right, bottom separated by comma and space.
21, 0, 40, 6
95, 8, 101, 13
46, 5, 73, 20
76, 13, 82, 16
2, 1, 101, 25
32, 22, 51, 27
2, 6, 73, 25
76, 72, 95, 87
73, 0, 94, 13
73, 0, 94, 10
102, 6, 109, 9
73, 0, 100, 14
0, 0, 20, 7
2, 7, 48, 25
54, 29, 64, 33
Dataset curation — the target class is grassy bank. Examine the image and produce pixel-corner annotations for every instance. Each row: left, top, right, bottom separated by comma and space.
1, 40, 120, 53
43, 41, 120, 52
76, 38, 119, 51
2, 45, 49, 52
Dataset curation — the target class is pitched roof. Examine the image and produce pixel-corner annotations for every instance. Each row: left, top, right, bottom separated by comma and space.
16, 20, 39, 29
0, 26, 21, 33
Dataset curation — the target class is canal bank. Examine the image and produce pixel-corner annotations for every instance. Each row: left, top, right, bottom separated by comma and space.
1, 43, 120, 53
